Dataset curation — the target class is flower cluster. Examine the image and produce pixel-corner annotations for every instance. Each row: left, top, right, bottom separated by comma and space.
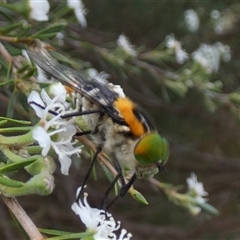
192, 42, 231, 73
28, 0, 88, 27
186, 172, 208, 215
67, 0, 88, 28
117, 34, 137, 57
28, 0, 50, 22
166, 34, 188, 64
211, 9, 236, 35
28, 84, 81, 175
184, 9, 200, 32
72, 187, 132, 240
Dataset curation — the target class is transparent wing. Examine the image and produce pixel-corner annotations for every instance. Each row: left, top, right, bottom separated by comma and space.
27, 50, 125, 123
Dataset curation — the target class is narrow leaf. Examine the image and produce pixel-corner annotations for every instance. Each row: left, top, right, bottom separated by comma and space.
0, 159, 37, 174
0, 176, 24, 187
30, 23, 66, 39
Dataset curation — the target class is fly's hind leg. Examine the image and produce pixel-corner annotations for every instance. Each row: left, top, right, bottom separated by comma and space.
101, 153, 137, 211
75, 112, 105, 203
76, 145, 102, 203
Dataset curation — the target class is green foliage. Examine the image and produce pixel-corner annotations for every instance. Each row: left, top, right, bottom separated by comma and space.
0, 1, 240, 239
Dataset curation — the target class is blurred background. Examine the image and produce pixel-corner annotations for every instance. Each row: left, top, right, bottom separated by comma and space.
1, 1, 240, 239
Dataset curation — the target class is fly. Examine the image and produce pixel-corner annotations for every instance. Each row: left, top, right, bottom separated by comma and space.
27, 50, 169, 208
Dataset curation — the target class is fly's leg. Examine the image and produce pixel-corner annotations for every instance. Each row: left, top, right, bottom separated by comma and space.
100, 172, 121, 210
61, 109, 104, 118
119, 173, 137, 197
74, 130, 92, 136
28, 101, 58, 116
101, 153, 137, 210
29, 101, 103, 136
29, 101, 104, 119
72, 110, 104, 203
105, 173, 137, 211
76, 146, 102, 203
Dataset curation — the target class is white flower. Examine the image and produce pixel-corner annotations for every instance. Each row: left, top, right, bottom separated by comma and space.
210, 9, 235, 35
29, 0, 50, 22
166, 34, 188, 64
187, 172, 208, 203
87, 68, 110, 84
28, 89, 81, 175
67, 0, 87, 28
117, 34, 137, 57
192, 42, 231, 73
186, 173, 209, 215
214, 42, 231, 62
184, 9, 199, 32
48, 82, 67, 104
72, 187, 132, 240
211, 9, 220, 19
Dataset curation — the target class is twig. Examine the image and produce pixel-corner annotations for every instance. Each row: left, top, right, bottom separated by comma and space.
1, 196, 44, 240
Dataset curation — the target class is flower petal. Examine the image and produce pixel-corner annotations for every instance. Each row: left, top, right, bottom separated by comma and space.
58, 154, 71, 175
32, 126, 51, 156
29, 0, 50, 22
49, 83, 67, 103
28, 91, 45, 118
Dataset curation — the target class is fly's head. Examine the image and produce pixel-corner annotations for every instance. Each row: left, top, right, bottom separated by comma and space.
134, 132, 169, 179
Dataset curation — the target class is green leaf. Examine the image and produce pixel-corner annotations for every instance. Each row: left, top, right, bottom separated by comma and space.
0, 159, 37, 174
30, 23, 66, 39
0, 56, 9, 71
230, 92, 240, 104
99, 157, 114, 183
39, 228, 94, 240
6, 89, 17, 118
22, 68, 36, 79
0, 176, 24, 187
0, 116, 31, 126
129, 188, 148, 205
0, 6, 15, 21
0, 20, 27, 34
165, 80, 188, 98
197, 202, 219, 215
0, 1, 29, 18
0, 79, 14, 86
17, 64, 31, 74
0, 126, 33, 133
0, 120, 8, 126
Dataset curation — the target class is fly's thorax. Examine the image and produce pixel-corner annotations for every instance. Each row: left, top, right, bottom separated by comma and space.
81, 97, 101, 130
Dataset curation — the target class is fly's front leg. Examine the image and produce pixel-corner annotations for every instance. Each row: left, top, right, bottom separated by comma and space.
63, 107, 104, 136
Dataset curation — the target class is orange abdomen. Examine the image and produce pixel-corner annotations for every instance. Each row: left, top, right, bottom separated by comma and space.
114, 98, 145, 137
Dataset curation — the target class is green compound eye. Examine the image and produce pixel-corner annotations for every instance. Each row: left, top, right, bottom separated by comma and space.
134, 133, 169, 165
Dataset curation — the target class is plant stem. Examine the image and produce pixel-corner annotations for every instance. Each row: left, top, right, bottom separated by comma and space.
1, 196, 44, 240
